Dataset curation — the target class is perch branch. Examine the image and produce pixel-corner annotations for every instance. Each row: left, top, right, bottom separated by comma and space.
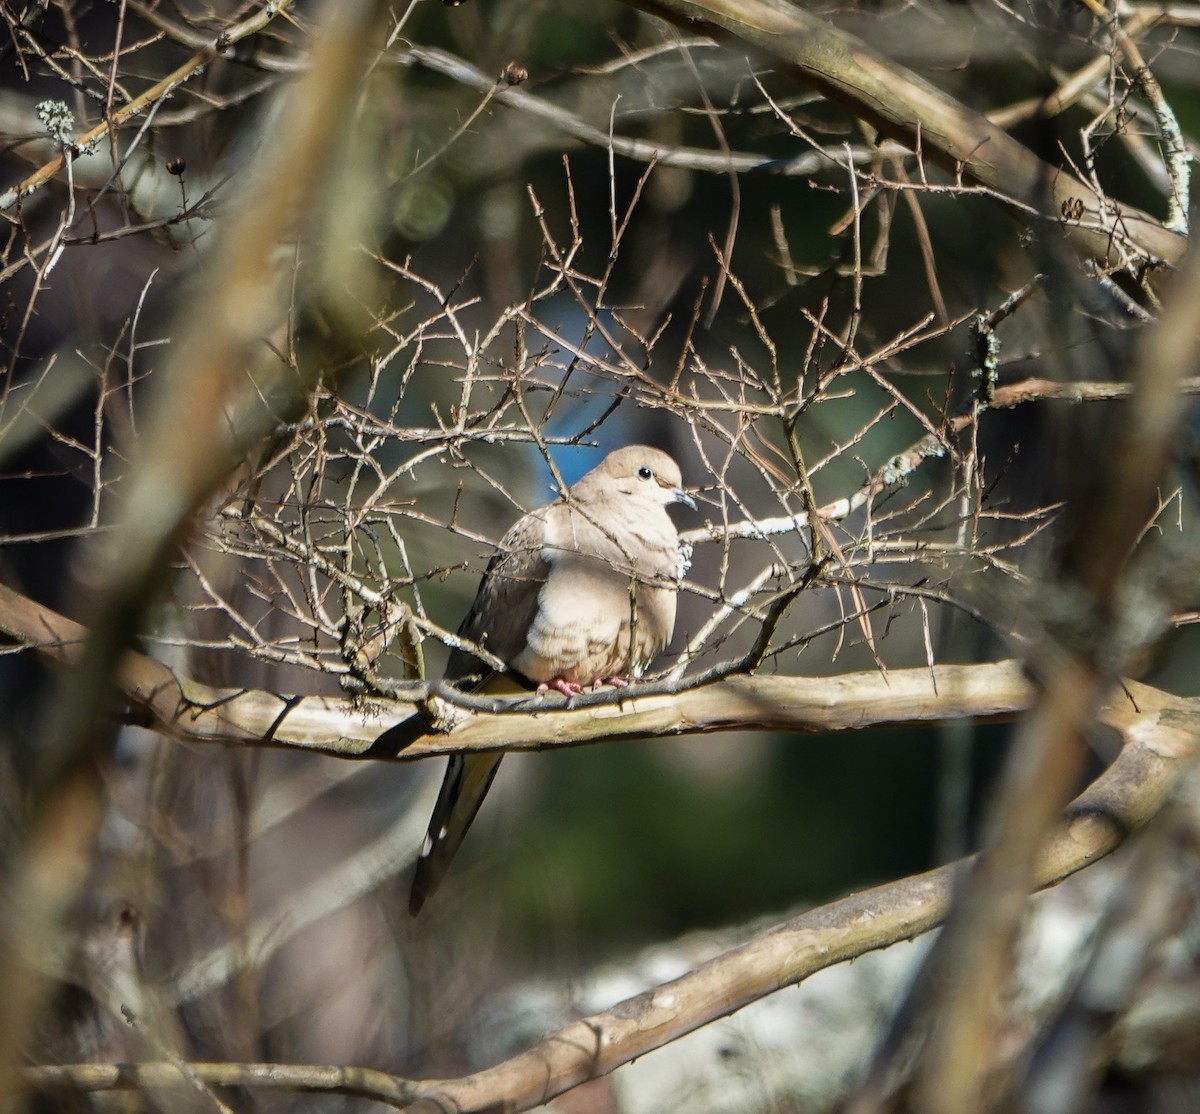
0, 576, 1031, 756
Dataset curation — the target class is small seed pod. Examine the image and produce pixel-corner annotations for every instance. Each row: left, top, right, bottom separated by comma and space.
502, 61, 528, 86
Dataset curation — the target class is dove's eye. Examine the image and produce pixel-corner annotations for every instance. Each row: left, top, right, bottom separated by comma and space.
637, 466, 653, 480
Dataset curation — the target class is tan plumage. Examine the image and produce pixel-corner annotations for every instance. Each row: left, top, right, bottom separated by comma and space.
408, 446, 694, 914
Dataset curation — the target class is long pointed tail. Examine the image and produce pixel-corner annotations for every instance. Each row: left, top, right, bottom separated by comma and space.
409, 751, 504, 915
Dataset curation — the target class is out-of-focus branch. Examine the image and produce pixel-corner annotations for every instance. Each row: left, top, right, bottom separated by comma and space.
22, 682, 1200, 1112
988, 7, 1162, 129
0, 0, 396, 1106
24, 1062, 417, 1109
1013, 786, 1200, 1108
892, 168, 1200, 1114
405, 45, 890, 178
168, 775, 439, 1005
618, 0, 1186, 273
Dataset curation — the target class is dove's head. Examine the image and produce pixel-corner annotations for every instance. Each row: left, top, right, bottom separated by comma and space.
574, 446, 696, 512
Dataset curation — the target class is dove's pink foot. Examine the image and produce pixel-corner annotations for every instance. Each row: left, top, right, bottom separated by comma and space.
538, 677, 584, 697
592, 676, 629, 691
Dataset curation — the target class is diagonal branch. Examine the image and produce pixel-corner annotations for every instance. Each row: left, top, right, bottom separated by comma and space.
617, 0, 1186, 273
0, 0, 298, 210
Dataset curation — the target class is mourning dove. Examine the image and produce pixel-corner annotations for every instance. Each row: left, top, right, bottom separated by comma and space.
408, 446, 695, 914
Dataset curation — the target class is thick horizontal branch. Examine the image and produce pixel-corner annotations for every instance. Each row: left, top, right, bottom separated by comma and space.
23, 681, 1200, 1112
373, 661, 1033, 758
0, 579, 396, 753
22, 1062, 416, 1107
2, 577, 1035, 756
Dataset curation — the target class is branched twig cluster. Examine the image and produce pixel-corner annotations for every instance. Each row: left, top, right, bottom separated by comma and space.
4, 0, 1200, 1112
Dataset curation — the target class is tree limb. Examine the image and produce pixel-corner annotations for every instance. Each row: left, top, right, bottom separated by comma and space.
2, 575, 1036, 754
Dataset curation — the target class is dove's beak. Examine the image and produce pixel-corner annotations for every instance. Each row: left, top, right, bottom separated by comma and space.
671, 487, 697, 511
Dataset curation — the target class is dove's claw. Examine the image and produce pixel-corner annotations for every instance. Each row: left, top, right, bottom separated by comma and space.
537, 677, 584, 697
592, 676, 629, 691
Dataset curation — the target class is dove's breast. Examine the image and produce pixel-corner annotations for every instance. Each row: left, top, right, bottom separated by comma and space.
511, 542, 678, 685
